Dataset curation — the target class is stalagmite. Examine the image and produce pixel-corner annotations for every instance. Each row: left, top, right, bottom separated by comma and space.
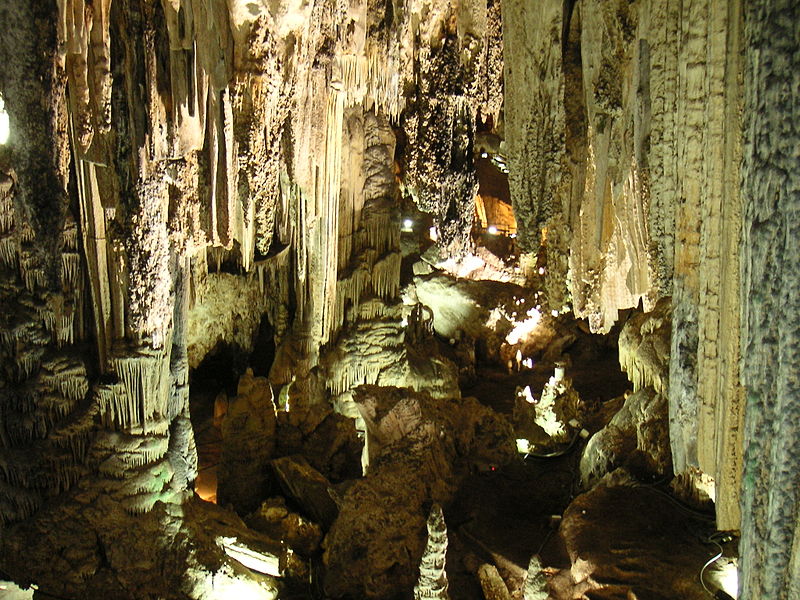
522, 555, 548, 600
414, 503, 450, 600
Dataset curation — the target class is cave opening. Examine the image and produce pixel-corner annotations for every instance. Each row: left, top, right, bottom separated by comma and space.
188, 313, 277, 503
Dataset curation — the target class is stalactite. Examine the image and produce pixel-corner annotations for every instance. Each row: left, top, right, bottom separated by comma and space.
0, 191, 14, 234
403, 31, 479, 256
0, 235, 16, 269
332, 47, 405, 120
73, 159, 113, 370
19, 251, 48, 292
372, 252, 401, 299
60, 252, 81, 288
104, 337, 174, 433
0, 480, 41, 525
97, 434, 170, 477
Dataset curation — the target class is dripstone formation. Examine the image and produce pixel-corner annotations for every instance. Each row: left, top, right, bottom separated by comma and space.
0, 0, 797, 599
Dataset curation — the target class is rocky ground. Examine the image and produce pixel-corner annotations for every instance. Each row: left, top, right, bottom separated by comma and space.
184, 280, 737, 600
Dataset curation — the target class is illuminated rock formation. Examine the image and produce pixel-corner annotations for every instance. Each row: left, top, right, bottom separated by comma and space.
413, 503, 450, 600
0, 0, 797, 598
324, 385, 514, 598
503, 0, 746, 533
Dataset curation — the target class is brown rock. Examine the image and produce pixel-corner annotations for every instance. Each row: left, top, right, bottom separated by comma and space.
271, 455, 339, 530
218, 369, 277, 514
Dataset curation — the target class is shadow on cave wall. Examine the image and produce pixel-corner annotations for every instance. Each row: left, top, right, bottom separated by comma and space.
188, 313, 276, 502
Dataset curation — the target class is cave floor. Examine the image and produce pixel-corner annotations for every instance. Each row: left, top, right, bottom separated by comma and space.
185, 322, 732, 600
444, 337, 726, 600
190, 384, 222, 503
447, 457, 727, 599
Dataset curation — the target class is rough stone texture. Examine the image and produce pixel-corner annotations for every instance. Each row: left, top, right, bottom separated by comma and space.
187, 272, 274, 370
279, 409, 364, 483
581, 298, 671, 487
321, 298, 461, 401
271, 455, 340, 531
617, 298, 671, 395
555, 485, 711, 600
246, 496, 323, 558
0, 493, 280, 599
323, 386, 515, 599
413, 503, 450, 600
217, 369, 277, 514
476, 563, 512, 600
502, 0, 565, 256
0, 0, 796, 596
739, 1, 800, 597
354, 385, 516, 476
580, 387, 670, 488
503, 0, 745, 531
0, 0, 506, 594
522, 555, 548, 600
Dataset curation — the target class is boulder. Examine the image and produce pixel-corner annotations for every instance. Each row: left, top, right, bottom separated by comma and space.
271, 455, 339, 530
322, 457, 430, 599
579, 387, 671, 488
246, 496, 323, 557
477, 564, 512, 600
323, 386, 516, 599
556, 486, 713, 600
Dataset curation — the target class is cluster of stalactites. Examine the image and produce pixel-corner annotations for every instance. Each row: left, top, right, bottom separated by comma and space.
0, 352, 95, 524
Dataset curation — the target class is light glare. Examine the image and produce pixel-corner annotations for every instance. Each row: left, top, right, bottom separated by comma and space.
0, 97, 9, 145
487, 225, 498, 235
217, 536, 281, 577
710, 559, 739, 599
505, 307, 542, 345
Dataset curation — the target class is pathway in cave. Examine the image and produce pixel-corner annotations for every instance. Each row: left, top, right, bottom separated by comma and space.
189, 349, 231, 503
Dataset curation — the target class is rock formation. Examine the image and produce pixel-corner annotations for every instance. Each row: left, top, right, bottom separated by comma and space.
0, 0, 797, 598
580, 298, 671, 486
218, 369, 277, 514
739, 2, 800, 597
323, 385, 514, 598
522, 555, 548, 600
413, 503, 450, 600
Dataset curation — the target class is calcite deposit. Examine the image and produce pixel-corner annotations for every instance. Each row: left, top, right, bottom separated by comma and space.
0, 0, 797, 598
504, 0, 747, 533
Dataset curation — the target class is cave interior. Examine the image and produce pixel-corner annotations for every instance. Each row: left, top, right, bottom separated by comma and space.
0, 0, 798, 599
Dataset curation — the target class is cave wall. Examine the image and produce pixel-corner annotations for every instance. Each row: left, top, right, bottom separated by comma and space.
739, 1, 800, 597
0, 0, 499, 595
506, 0, 800, 596
504, 0, 746, 531
0, 0, 797, 597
